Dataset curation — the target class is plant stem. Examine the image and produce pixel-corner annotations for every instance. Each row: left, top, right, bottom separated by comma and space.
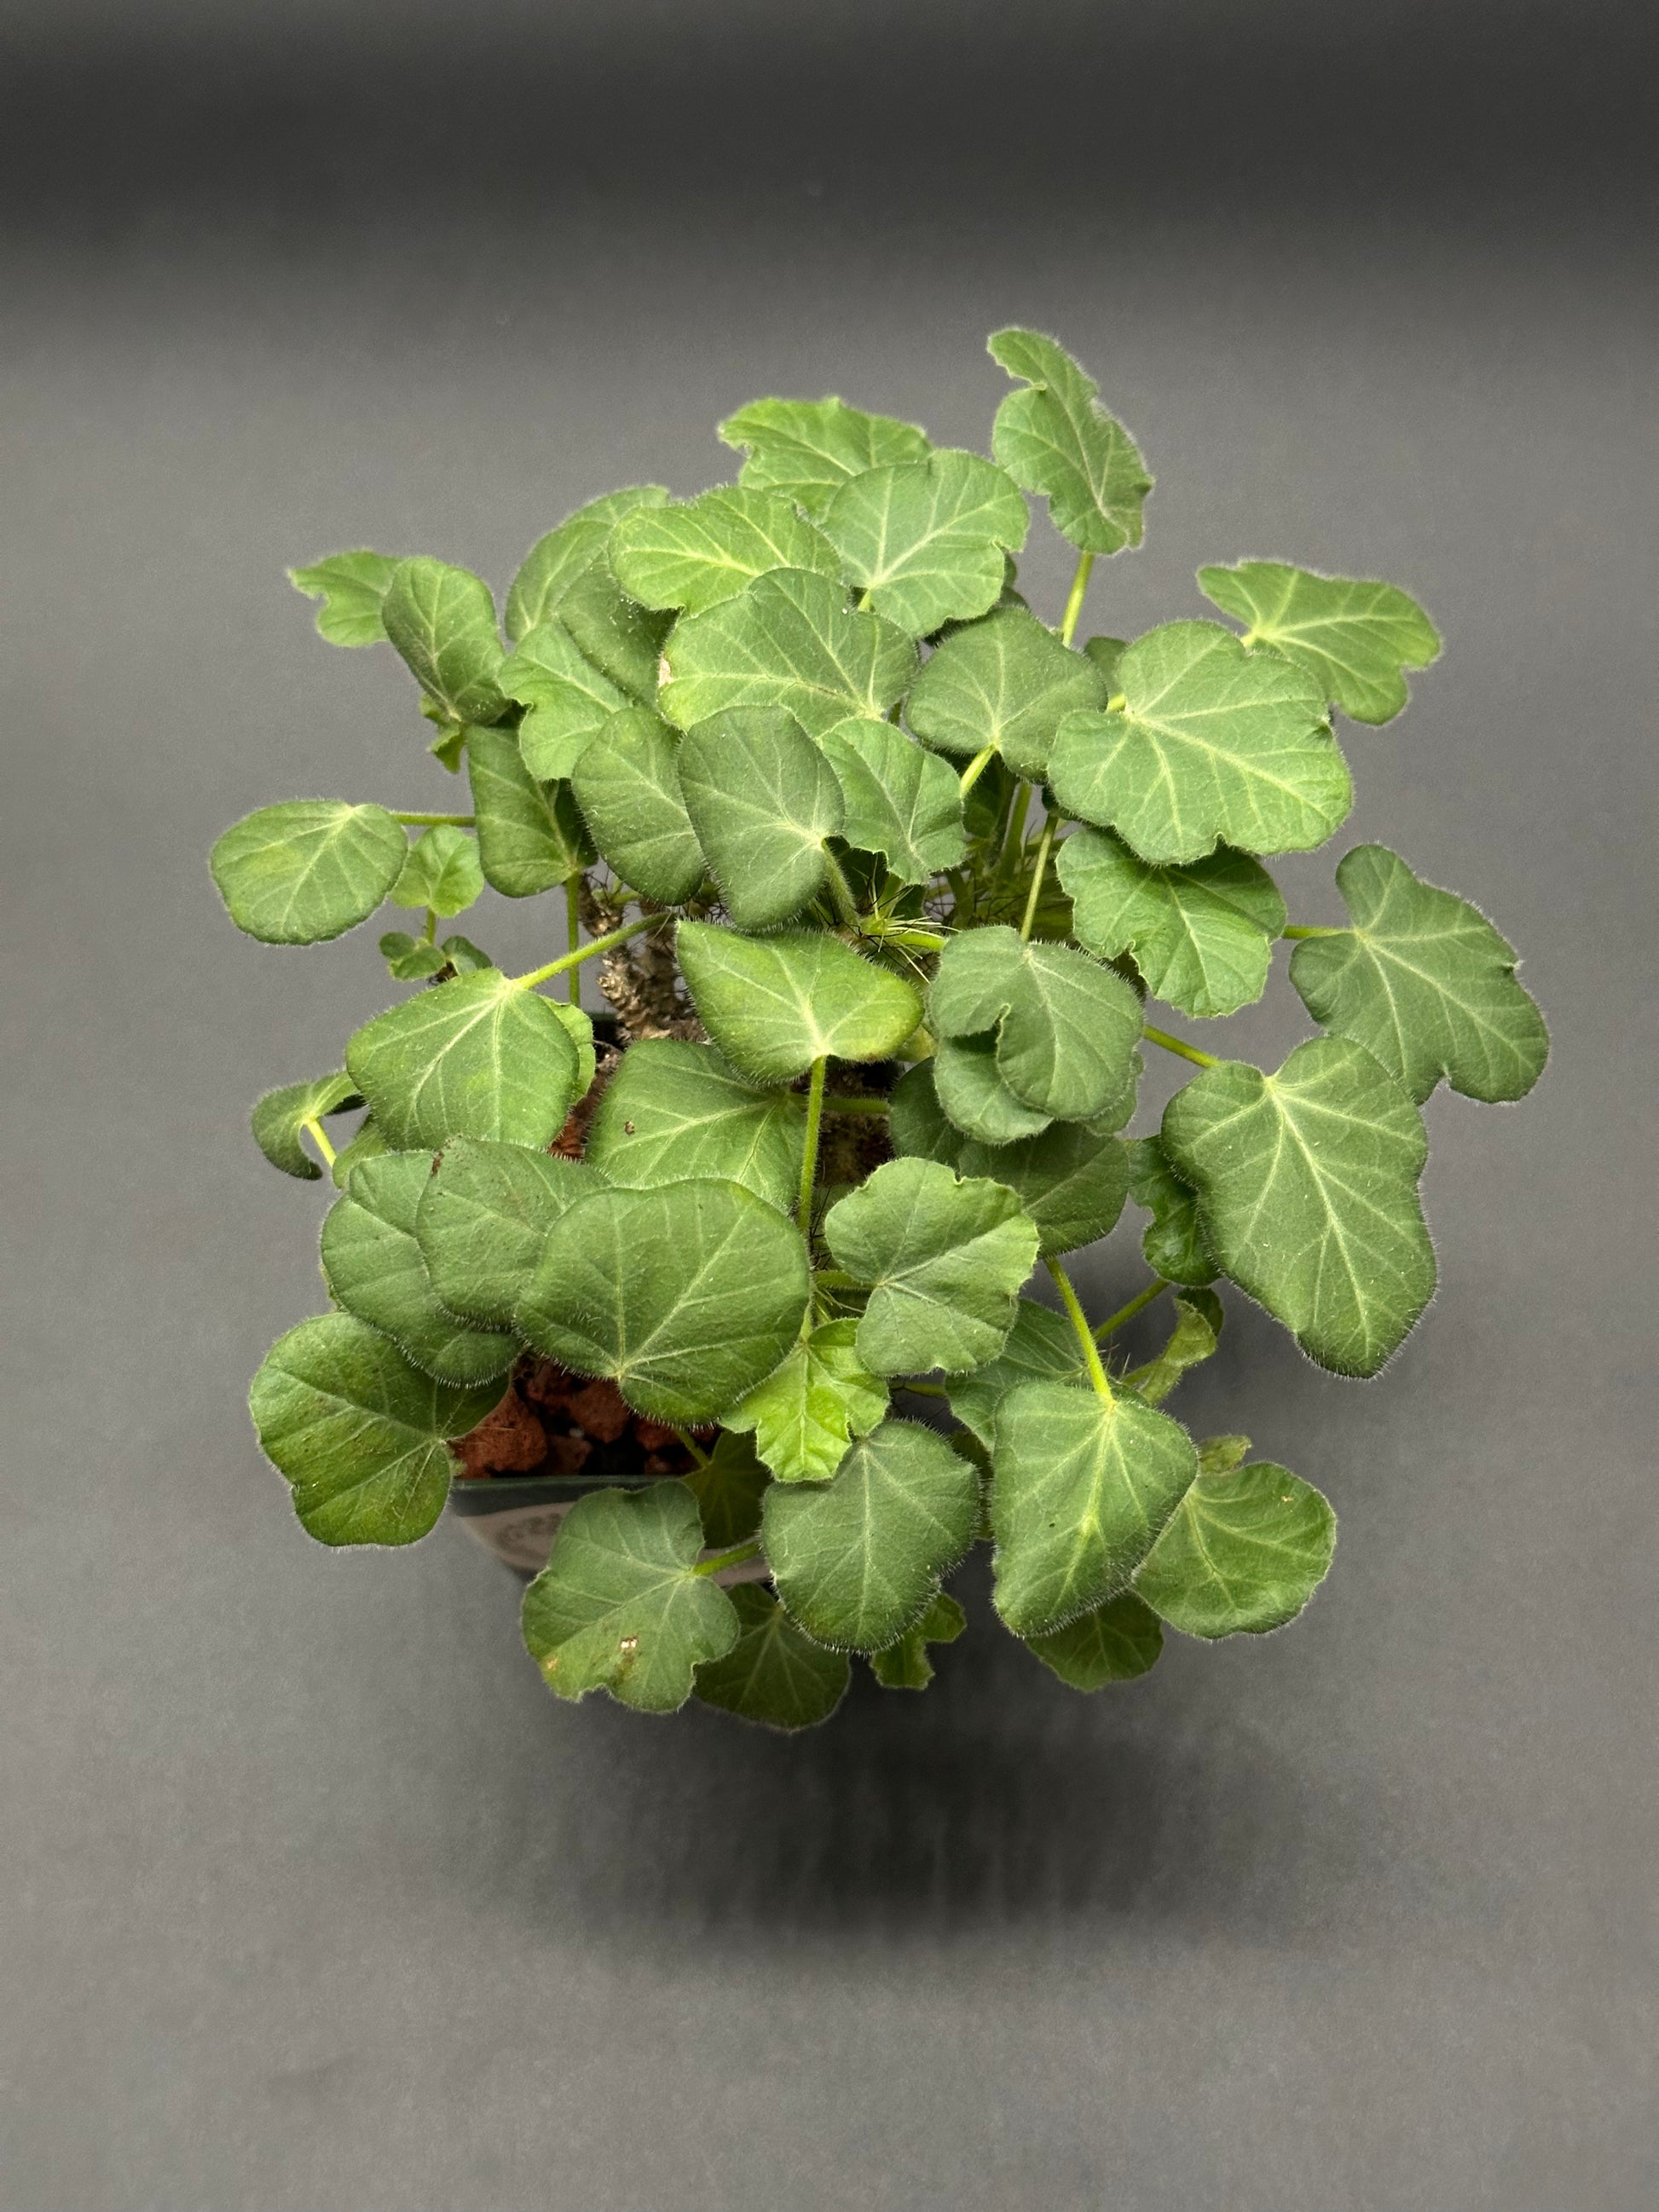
300, 1115, 337, 1170
513, 912, 656, 989
422, 907, 437, 944
900, 1379, 949, 1398
817, 1093, 890, 1115
1092, 1276, 1170, 1342
959, 743, 998, 796
392, 811, 475, 827
670, 1426, 711, 1468
564, 874, 582, 1004
692, 1538, 762, 1579
1059, 550, 1095, 647
813, 1268, 858, 1291
1281, 923, 1341, 939
822, 850, 861, 930
1048, 1258, 1114, 1403
1142, 1022, 1221, 1070
1020, 813, 1058, 941
798, 1055, 829, 1226
862, 922, 948, 952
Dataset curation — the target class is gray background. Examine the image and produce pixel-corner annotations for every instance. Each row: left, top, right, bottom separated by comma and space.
3, 4, 1654, 2206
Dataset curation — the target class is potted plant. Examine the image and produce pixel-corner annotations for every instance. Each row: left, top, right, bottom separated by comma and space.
213, 328, 1546, 1731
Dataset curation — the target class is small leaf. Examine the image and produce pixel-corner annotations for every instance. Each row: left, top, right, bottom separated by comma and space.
500, 621, 630, 782
1124, 1136, 1217, 1287
1048, 622, 1350, 865
506, 486, 669, 643
465, 725, 594, 896
521, 1481, 739, 1713
1197, 559, 1442, 725
1121, 1287, 1224, 1406
1058, 827, 1287, 1019
685, 1429, 772, 1548
249, 1312, 503, 1547
887, 1059, 966, 1169
517, 1179, 811, 1424
929, 924, 1142, 1121
610, 485, 841, 614
440, 933, 493, 975
390, 824, 484, 917
346, 969, 580, 1150
820, 448, 1029, 635
321, 1152, 521, 1385
725, 1318, 889, 1483
429, 721, 469, 773
988, 328, 1152, 555
945, 1297, 1084, 1449
931, 1034, 1052, 1145
904, 606, 1107, 780
763, 1418, 980, 1651
991, 1378, 1198, 1637
1197, 1433, 1251, 1476
1161, 1037, 1435, 1376
676, 706, 845, 928
415, 1136, 600, 1326
1288, 843, 1549, 1104
957, 1123, 1130, 1257
1024, 1592, 1163, 1689
381, 557, 506, 726
818, 715, 966, 883
660, 569, 916, 740
694, 1583, 850, 1730
676, 922, 922, 1083
824, 1156, 1039, 1377
289, 550, 403, 647
1135, 1461, 1336, 1637
719, 395, 931, 518
584, 1037, 804, 1212
1083, 635, 1126, 689
251, 1072, 361, 1181
379, 931, 452, 981
569, 707, 705, 904
330, 1116, 388, 1188
211, 800, 407, 945
869, 1591, 967, 1690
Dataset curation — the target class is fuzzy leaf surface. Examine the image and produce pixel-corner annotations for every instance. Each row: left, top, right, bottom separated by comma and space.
1025, 1592, 1163, 1689
887, 1060, 967, 1169
211, 800, 407, 945
945, 1297, 1084, 1449
676, 706, 845, 928
584, 1037, 804, 1211
570, 708, 705, 904
289, 550, 402, 647
381, 557, 506, 725
869, 1591, 967, 1690
694, 1584, 851, 1730
1198, 560, 1441, 725
931, 1035, 1053, 1145
521, 1481, 738, 1713
719, 396, 931, 518
660, 569, 916, 740
1121, 1287, 1224, 1406
1289, 843, 1548, 1103
415, 1137, 599, 1326
929, 925, 1142, 1121
554, 562, 673, 704
251, 1072, 361, 1181
676, 922, 922, 1082
724, 1319, 888, 1483
1048, 622, 1349, 864
904, 606, 1107, 779
988, 328, 1151, 555
506, 486, 669, 642
818, 716, 967, 882
465, 724, 593, 896
1059, 827, 1287, 1018
958, 1123, 1130, 1256
1161, 1037, 1435, 1376
611, 486, 841, 614
249, 1312, 501, 1547
820, 448, 1029, 635
1136, 1461, 1336, 1637
500, 621, 630, 782
685, 1429, 772, 1549
346, 970, 580, 1151
1124, 1136, 1217, 1286
390, 824, 483, 917
330, 1118, 388, 1188
763, 1418, 979, 1651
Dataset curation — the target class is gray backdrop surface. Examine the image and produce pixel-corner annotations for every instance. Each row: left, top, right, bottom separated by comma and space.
2, 6, 1655, 2208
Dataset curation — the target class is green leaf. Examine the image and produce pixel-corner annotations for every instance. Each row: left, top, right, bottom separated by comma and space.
1161, 1037, 1435, 1376
868, 1591, 967, 1690
763, 1418, 980, 1651
991, 1379, 1197, 1636
330, 1116, 388, 1189
390, 824, 484, 918
694, 1583, 850, 1730
1083, 635, 1126, 690
521, 1481, 739, 1713
660, 569, 916, 740
945, 1297, 1084, 1449
379, 931, 451, 982
1024, 1591, 1163, 1689
555, 561, 674, 704
676, 921, 922, 1082
929, 925, 1142, 1121
931, 1034, 1052, 1145
346, 969, 580, 1150
381, 557, 506, 726
904, 606, 1107, 780
569, 707, 704, 904
211, 800, 407, 945
610, 485, 841, 614
465, 724, 593, 896
1135, 1461, 1336, 1637
1048, 622, 1350, 865
958, 1123, 1130, 1257
1121, 1287, 1224, 1406
415, 1136, 599, 1326
1124, 1136, 1217, 1287
987, 328, 1152, 556
428, 721, 469, 773
320, 1152, 520, 1385
724, 1319, 888, 1483
500, 620, 630, 783
887, 1060, 966, 1169
1198, 1433, 1251, 1476
440, 933, 494, 975
676, 707, 845, 928
583, 1037, 804, 1210
249, 1312, 503, 1547
819, 448, 1029, 635
289, 550, 402, 647
1288, 843, 1549, 1104
517, 1179, 811, 1424
685, 1429, 772, 1548
251, 1072, 361, 1181
1197, 559, 1442, 725
818, 716, 966, 883
823, 1156, 1039, 1377
506, 486, 669, 643
719, 396, 931, 519
1058, 827, 1287, 1019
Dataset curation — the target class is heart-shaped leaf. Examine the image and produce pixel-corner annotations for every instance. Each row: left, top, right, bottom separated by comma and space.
289, 549, 403, 647
381, 557, 506, 725
660, 569, 916, 739
719, 396, 931, 518
1023, 1592, 1164, 1689
211, 800, 407, 944
506, 485, 669, 642
724, 1319, 889, 1483
500, 620, 630, 782
957, 1122, 1130, 1256
1198, 560, 1441, 725
693, 1583, 851, 1730
251, 1071, 361, 1181
465, 724, 593, 896
1124, 1136, 1217, 1287
904, 606, 1108, 780
1135, 1460, 1336, 1637
570, 708, 705, 904
610, 485, 841, 614
583, 1037, 804, 1212
390, 824, 483, 918
818, 716, 966, 882
820, 448, 1029, 635
415, 1136, 600, 1326
676, 706, 846, 928
676, 922, 922, 1082
868, 1591, 967, 1690
988, 328, 1151, 555
346, 969, 580, 1150
945, 1297, 1085, 1449
1058, 827, 1287, 1018
929, 924, 1142, 1121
